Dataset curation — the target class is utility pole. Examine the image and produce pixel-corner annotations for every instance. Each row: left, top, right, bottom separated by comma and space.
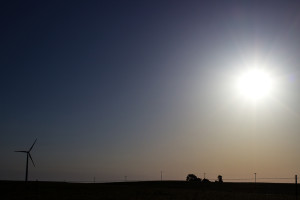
254, 173, 256, 183
295, 175, 298, 199
161, 171, 162, 181
204, 173, 206, 179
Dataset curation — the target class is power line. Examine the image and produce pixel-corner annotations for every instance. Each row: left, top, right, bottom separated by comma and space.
257, 177, 294, 180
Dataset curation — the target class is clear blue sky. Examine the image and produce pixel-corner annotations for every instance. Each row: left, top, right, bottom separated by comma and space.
1, 0, 300, 182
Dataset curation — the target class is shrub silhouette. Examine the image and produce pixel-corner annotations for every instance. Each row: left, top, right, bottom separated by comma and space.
186, 174, 202, 182
202, 178, 210, 183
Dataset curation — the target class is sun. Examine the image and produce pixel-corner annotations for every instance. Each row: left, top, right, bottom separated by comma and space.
236, 69, 273, 101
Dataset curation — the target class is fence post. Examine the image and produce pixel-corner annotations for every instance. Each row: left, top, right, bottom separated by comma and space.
296, 175, 298, 200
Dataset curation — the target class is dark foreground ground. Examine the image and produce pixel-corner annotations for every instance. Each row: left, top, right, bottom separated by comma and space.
1, 180, 300, 200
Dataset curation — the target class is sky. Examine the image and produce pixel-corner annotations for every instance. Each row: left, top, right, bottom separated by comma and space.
1, 0, 300, 183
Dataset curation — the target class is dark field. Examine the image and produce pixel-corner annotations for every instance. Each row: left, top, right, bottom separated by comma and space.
1, 180, 299, 200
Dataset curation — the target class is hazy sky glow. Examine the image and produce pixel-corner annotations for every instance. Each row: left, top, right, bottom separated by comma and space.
2, 0, 300, 183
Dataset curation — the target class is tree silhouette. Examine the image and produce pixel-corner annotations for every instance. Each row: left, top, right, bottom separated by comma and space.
217, 175, 223, 183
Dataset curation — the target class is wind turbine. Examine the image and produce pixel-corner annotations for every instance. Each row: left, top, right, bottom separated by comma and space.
15, 139, 37, 182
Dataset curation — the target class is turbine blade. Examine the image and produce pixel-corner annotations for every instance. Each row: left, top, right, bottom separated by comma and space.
28, 153, 35, 167
29, 138, 37, 152
15, 151, 27, 153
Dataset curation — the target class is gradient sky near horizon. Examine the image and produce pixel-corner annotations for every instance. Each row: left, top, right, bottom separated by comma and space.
2, 0, 300, 182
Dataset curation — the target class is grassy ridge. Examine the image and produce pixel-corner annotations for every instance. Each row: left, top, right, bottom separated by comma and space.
1, 180, 299, 200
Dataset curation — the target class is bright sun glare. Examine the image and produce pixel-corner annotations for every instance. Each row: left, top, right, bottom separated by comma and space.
237, 69, 273, 101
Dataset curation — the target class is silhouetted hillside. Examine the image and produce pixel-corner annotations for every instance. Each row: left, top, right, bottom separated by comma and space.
0, 180, 299, 200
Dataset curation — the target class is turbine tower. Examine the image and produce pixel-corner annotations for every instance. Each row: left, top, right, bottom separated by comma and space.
15, 139, 37, 182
